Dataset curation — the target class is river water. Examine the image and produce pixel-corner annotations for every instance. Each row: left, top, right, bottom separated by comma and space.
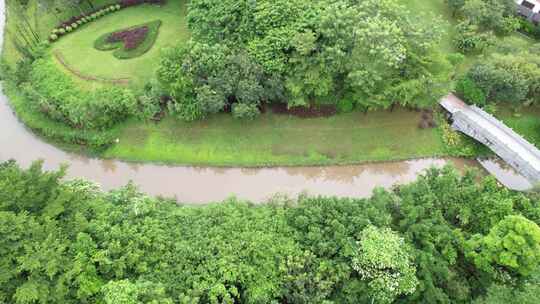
0, 2, 531, 203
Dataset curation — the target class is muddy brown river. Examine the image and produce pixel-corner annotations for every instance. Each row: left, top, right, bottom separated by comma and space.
0, 4, 531, 203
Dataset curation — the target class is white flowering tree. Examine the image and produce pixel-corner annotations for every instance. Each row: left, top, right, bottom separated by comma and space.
352, 226, 418, 304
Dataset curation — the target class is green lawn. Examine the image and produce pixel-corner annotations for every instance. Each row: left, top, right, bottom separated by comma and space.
50, 0, 189, 89
499, 105, 540, 148
103, 108, 446, 166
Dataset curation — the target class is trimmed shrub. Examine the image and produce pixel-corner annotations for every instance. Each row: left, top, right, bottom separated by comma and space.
52, 28, 58, 34
116, 4, 121, 9
66, 26, 73, 32
49, 34, 58, 41
71, 23, 77, 29
76, 20, 83, 25
58, 28, 66, 35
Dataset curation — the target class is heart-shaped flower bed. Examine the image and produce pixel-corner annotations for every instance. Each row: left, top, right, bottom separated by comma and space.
94, 20, 161, 59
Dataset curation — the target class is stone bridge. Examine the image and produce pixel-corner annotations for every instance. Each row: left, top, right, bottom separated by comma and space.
440, 94, 540, 186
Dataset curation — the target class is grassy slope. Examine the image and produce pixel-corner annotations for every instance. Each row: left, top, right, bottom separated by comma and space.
499, 105, 540, 148
50, 0, 189, 89
103, 109, 446, 166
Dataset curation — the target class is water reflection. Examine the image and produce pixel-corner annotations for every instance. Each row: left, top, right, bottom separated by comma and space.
477, 157, 533, 191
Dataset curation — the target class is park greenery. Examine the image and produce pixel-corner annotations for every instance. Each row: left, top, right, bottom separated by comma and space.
1, 0, 540, 166
158, 0, 449, 120
1, 160, 540, 303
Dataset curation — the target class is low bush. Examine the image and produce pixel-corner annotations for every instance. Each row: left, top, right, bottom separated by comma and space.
337, 98, 355, 113
2, 82, 119, 148
232, 103, 260, 120
518, 18, 540, 40
26, 58, 136, 130
454, 22, 494, 54
135, 82, 166, 120
456, 76, 487, 106
94, 20, 162, 59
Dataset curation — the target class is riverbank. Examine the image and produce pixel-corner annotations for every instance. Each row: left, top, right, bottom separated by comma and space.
1, 0, 539, 168
103, 108, 448, 167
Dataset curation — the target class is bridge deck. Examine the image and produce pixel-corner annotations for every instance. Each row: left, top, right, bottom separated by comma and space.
440, 94, 540, 183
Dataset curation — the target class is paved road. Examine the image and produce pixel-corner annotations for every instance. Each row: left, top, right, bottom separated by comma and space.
441, 94, 540, 180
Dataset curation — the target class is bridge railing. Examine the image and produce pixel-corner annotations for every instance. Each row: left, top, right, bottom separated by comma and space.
469, 105, 540, 160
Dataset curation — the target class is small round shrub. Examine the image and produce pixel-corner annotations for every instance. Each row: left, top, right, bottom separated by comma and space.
71, 23, 78, 29
337, 98, 355, 113
59, 28, 66, 35
49, 34, 58, 41
66, 26, 73, 32
52, 28, 58, 34
116, 4, 121, 10
232, 103, 260, 120
76, 20, 83, 25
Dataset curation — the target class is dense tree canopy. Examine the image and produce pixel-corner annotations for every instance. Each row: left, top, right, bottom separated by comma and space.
157, 0, 448, 120
1, 160, 540, 303
457, 51, 540, 105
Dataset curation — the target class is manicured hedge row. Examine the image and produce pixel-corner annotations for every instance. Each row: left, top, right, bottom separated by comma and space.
49, 0, 166, 43
50, 4, 122, 42
25, 58, 136, 131
94, 20, 162, 59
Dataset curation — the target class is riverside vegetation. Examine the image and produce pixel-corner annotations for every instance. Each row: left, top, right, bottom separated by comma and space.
1, 160, 540, 303
1, 0, 540, 166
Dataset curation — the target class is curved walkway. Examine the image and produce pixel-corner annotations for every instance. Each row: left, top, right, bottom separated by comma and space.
441, 94, 540, 185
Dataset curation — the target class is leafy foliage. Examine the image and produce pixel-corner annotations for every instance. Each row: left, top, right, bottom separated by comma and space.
157, 0, 447, 120
447, 0, 518, 53
352, 226, 418, 303
465, 52, 540, 105
1, 161, 539, 303
456, 76, 487, 105
466, 215, 540, 276
26, 59, 136, 130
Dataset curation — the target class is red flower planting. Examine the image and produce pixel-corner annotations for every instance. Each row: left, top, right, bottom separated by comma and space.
107, 26, 149, 50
